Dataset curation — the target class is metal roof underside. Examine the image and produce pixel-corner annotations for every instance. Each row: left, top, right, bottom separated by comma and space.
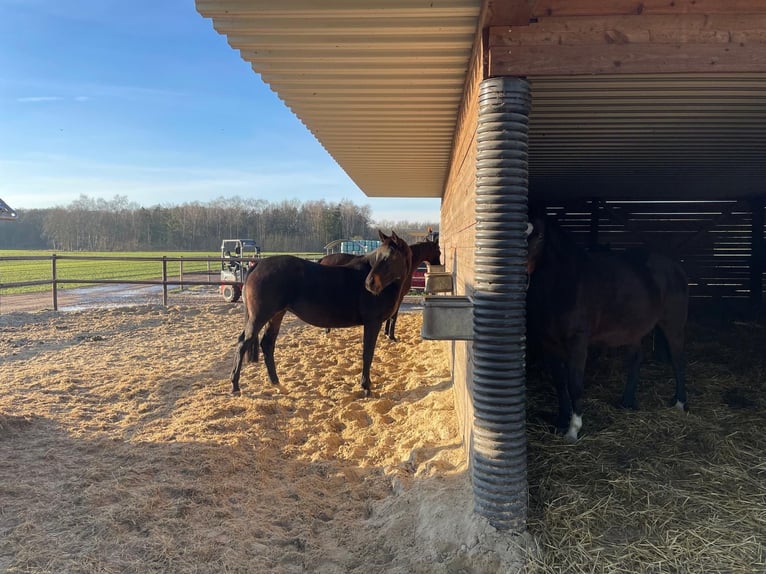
527, 74, 766, 202
196, 1, 766, 203
196, 0, 480, 199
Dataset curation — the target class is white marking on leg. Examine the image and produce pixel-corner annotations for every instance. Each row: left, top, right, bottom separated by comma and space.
565, 413, 582, 442
674, 400, 686, 412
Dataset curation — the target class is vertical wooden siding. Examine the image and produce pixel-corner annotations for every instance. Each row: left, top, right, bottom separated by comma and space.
538, 199, 766, 300
440, 32, 483, 451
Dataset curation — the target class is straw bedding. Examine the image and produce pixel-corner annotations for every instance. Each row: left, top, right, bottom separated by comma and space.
525, 308, 766, 573
0, 303, 763, 573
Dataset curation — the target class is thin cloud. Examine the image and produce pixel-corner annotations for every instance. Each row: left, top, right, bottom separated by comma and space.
16, 96, 64, 103
7, 80, 182, 103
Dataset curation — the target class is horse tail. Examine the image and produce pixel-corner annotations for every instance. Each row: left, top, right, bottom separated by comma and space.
244, 329, 259, 363
240, 271, 260, 364
238, 315, 260, 363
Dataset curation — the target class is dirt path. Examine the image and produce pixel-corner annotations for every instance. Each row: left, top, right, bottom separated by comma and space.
0, 284, 216, 314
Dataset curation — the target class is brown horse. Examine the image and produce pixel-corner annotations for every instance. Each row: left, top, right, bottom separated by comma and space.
526, 217, 689, 442
230, 230, 412, 397
319, 237, 441, 341
384, 238, 441, 341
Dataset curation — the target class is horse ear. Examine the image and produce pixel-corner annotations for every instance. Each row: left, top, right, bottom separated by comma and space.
390, 230, 400, 242
378, 229, 388, 241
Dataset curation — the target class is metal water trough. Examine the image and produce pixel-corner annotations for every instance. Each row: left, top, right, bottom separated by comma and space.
421, 295, 474, 340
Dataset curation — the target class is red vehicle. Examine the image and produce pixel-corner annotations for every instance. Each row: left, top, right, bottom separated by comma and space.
410, 262, 428, 291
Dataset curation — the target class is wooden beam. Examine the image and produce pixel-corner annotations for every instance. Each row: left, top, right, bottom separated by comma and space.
491, 41, 766, 77
484, 0, 533, 27
488, 14, 766, 76
490, 15, 766, 46
527, 0, 766, 18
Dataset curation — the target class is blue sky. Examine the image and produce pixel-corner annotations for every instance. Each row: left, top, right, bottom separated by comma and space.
0, 0, 441, 223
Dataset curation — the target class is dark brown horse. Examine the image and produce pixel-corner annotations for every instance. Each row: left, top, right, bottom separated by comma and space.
319, 237, 441, 341
384, 238, 441, 340
526, 217, 689, 442
230, 231, 412, 397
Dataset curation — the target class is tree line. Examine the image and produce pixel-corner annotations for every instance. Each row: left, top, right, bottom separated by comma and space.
0, 195, 438, 253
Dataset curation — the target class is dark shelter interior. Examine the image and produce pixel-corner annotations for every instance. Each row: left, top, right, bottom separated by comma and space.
522, 196, 765, 570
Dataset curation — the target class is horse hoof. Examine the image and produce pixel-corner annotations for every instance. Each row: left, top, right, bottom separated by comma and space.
671, 399, 688, 412
563, 431, 579, 444
618, 399, 639, 410
554, 423, 579, 443
232, 389, 241, 396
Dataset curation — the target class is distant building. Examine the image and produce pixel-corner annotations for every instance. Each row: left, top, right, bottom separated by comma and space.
0, 197, 17, 221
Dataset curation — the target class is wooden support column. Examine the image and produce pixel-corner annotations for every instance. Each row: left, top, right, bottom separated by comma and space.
589, 199, 602, 250
750, 198, 765, 307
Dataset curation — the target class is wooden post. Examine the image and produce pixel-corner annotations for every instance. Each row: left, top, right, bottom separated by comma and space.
51, 254, 58, 311
750, 198, 765, 308
162, 256, 168, 307
589, 198, 601, 250
179, 258, 184, 292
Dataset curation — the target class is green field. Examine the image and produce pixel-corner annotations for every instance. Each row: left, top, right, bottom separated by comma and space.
0, 250, 323, 294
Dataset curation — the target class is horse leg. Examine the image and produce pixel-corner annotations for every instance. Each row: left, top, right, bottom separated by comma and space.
260, 310, 286, 386
619, 344, 643, 410
385, 312, 399, 342
546, 357, 572, 434
230, 317, 267, 394
231, 331, 247, 394
657, 323, 688, 411
360, 322, 382, 397
564, 336, 589, 442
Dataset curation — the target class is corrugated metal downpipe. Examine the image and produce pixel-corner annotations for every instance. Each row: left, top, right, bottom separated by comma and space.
472, 76, 531, 531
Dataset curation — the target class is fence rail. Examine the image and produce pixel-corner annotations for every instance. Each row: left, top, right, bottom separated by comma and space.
0, 254, 244, 312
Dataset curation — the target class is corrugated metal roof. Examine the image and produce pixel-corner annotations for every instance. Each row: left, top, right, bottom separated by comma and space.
196, 0, 480, 199
528, 74, 766, 201
196, 2, 766, 203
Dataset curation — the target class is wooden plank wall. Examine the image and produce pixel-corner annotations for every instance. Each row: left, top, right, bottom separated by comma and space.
538, 199, 766, 300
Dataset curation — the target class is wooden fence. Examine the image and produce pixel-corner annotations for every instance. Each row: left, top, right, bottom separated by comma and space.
0, 254, 231, 312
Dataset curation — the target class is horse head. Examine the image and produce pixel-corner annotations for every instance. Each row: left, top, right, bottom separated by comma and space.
416, 237, 442, 266
426, 239, 441, 266
364, 230, 412, 295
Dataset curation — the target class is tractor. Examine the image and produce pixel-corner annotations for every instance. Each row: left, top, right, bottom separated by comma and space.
220, 239, 261, 302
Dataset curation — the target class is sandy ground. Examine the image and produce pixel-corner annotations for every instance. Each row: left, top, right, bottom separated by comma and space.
0, 303, 527, 573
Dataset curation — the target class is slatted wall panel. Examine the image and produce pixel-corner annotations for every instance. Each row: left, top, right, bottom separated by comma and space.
539, 200, 765, 300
